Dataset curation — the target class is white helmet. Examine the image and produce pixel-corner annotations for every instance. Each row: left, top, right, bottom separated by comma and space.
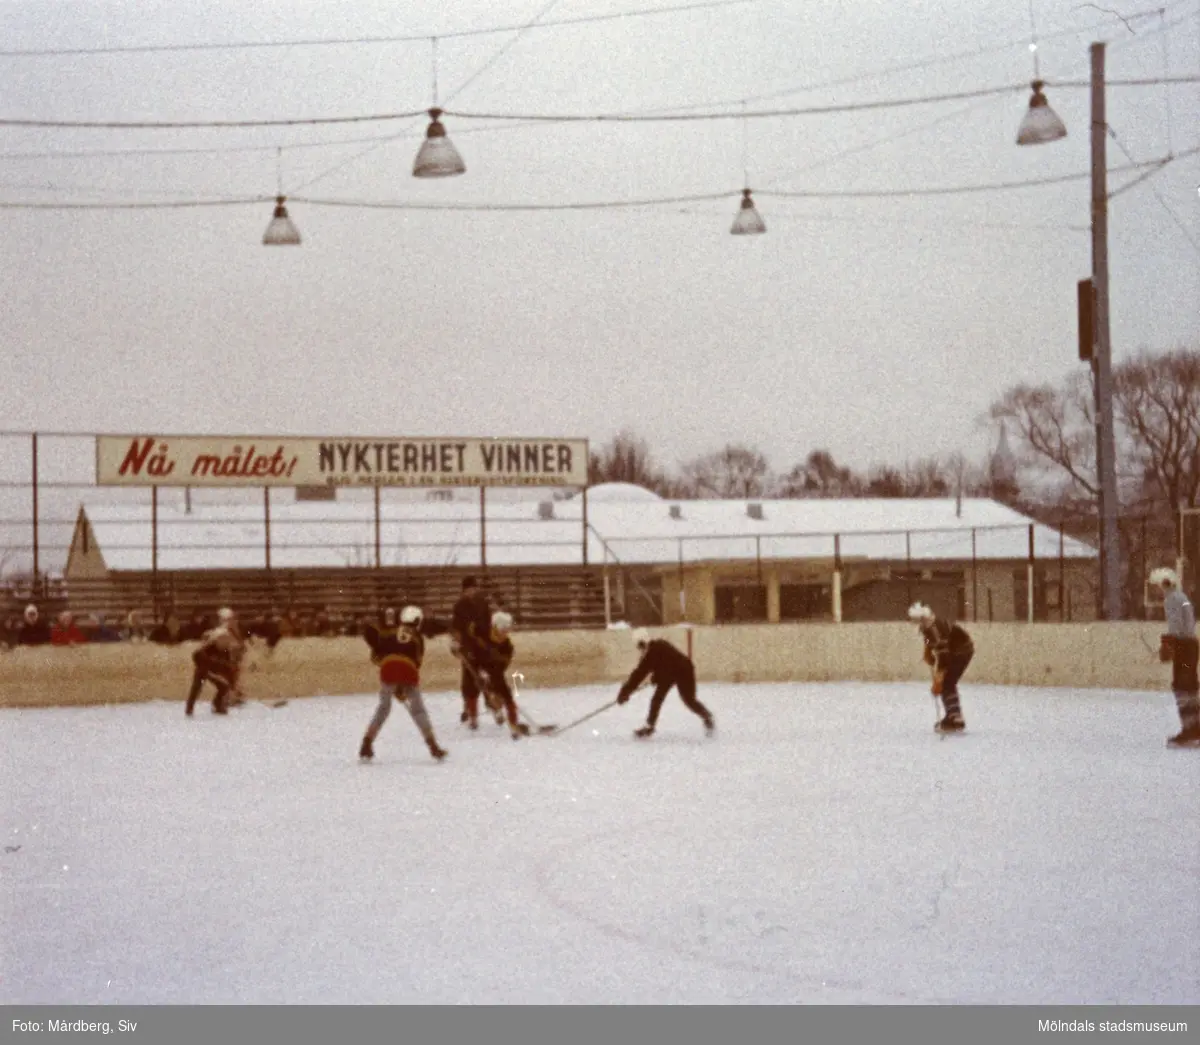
1150, 567, 1179, 590
217, 607, 235, 623
400, 605, 423, 627
633, 628, 650, 650
23, 604, 38, 623
492, 611, 513, 634
907, 602, 935, 623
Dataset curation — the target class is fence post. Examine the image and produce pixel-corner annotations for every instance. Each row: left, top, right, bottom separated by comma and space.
832, 533, 843, 623
374, 486, 382, 569
971, 528, 978, 622
581, 486, 588, 566
31, 432, 39, 585
264, 488, 272, 571
479, 487, 487, 574
602, 545, 611, 628
151, 486, 159, 615
1027, 523, 1035, 623
678, 539, 685, 622
1140, 515, 1147, 618
905, 531, 912, 609
755, 535, 762, 587
1058, 524, 1065, 622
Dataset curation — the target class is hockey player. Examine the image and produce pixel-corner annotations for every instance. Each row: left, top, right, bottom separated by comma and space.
451, 576, 502, 727
184, 608, 244, 717
908, 602, 974, 733
616, 629, 714, 739
467, 610, 530, 739
1151, 568, 1200, 747
358, 605, 449, 763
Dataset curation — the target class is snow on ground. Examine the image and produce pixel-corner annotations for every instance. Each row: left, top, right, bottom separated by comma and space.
2, 682, 1197, 1005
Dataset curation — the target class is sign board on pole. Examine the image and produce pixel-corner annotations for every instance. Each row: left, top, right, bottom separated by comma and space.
95, 435, 590, 488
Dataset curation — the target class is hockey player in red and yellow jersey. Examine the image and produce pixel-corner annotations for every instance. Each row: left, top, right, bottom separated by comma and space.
358, 605, 450, 762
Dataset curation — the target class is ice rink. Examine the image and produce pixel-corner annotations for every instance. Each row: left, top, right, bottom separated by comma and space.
2, 681, 1197, 1005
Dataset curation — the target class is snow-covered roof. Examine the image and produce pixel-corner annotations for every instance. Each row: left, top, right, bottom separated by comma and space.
70, 495, 1095, 573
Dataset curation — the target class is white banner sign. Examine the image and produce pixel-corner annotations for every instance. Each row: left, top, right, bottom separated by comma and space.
95, 435, 590, 488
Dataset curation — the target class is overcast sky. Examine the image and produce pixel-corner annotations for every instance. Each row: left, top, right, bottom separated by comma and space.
0, 0, 1196, 483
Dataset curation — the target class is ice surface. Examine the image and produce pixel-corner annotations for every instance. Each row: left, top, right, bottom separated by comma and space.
2, 682, 1196, 1005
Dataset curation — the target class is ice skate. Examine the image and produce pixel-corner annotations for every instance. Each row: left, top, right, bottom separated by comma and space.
634, 724, 655, 739
703, 716, 715, 737
459, 710, 469, 724
1166, 725, 1200, 748
359, 736, 374, 761
510, 722, 531, 740
211, 702, 229, 716
427, 740, 448, 761
467, 717, 479, 731
935, 713, 965, 734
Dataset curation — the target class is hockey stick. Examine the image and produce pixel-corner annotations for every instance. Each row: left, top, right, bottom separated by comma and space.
453, 650, 506, 723
510, 672, 557, 734
550, 699, 619, 737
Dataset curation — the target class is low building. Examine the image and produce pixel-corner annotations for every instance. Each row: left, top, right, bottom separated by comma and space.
63, 482, 1098, 627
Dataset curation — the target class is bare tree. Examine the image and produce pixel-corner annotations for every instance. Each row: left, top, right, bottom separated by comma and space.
1113, 348, 1200, 510
588, 430, 670, 492
777, 450, 862, 498
679, 444, 772, 498
989, 372, 1099, 499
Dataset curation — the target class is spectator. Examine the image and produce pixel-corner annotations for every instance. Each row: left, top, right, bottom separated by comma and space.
149, 612, 184, 645
123, 610, 149, 642
91, 614, 123, 643
1, 614, 21, 650
18, 605, 53, 646
51, 611, 87, 647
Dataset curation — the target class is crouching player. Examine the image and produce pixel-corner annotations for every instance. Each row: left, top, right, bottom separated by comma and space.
616, 629, 714, 739
185, 608, 244, 717
358, 605, 449, 763
1151, 568, 1200, 748
473, 610, 531, 740
908, 602, 974, 733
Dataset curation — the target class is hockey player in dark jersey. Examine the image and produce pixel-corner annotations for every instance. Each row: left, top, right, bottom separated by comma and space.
451, 576, 503, 728
184, 608, 244, 716
471, 610, 531, 739
908, 602, 974, 733
617, 629, 714, 739
358, 605, 449, 762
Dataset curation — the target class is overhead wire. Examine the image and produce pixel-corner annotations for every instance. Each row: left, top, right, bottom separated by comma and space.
0, 0, 767, 58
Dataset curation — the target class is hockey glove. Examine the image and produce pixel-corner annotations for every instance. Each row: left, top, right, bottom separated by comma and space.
931, 672, 945, 697
1159, 635, 1174, 663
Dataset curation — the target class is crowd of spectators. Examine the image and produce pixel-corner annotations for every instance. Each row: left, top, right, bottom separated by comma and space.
0, 602, 474, 651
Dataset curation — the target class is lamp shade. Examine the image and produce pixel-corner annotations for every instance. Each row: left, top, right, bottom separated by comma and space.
1016, 81, 1067, 145
413, 108, 466, 178
730, 188, 766, 235
263, 196, 301, 246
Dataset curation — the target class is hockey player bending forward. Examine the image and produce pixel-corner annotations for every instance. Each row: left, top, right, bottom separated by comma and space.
472, 611, 531, 740
359, 606, 449, 763
185, 608, 244, 717
908, 603, 974, 733
617, 629, 714, 739
1151, 568, 1200, 748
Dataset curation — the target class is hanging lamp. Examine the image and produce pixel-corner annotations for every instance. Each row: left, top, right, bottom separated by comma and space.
730, 106, 765, 235
263, 148, 301, 245
413, 39, 465, 178
1015, 6, 1066, 146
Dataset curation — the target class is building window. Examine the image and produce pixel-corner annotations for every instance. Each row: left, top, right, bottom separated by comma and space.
715, 584, 767, 623
779, 583, 830, 621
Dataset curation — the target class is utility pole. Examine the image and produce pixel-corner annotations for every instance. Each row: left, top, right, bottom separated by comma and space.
1090, 41, 1122, 620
